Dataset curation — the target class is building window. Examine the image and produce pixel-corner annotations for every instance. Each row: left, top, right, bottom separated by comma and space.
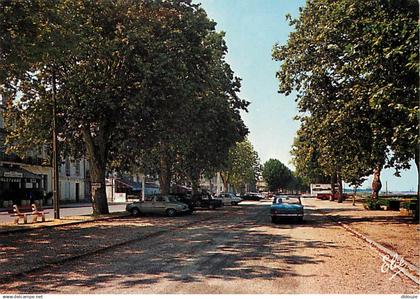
65, 158, 70, 176
75, 160, 80, 176
65, 182, 70, 200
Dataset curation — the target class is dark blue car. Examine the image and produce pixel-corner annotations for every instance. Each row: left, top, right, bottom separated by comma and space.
270, 196, 304, 223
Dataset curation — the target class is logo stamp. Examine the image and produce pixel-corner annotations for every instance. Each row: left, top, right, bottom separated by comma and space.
381, 253, 407, 281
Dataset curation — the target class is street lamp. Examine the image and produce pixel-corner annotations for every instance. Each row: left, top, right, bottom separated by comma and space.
52, 69, 60, 219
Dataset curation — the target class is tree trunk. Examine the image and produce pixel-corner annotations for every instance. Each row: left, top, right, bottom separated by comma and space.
191, 170, 200, 195
82, 127, 109, 215
159, 154, 171, 195
352, 186, 357, 206
330, 173, 337, 201
89, 158, 109, 215
220, 172, 229, 192
192, 179, 200, 195
337, 172, 343, 203
209, 177, 213, 194
371, 165, 382, 200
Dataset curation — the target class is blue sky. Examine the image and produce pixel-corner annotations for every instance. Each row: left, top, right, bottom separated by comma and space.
196, 0, 418, 192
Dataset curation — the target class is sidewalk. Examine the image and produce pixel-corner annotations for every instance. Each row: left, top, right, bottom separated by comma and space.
303, 197, 420, 267
0, 203, 89, 214
0, 201, 129, 213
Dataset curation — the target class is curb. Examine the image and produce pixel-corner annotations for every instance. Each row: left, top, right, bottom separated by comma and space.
0, 202, 128, 214
0, 213, 130, 235
326, 214, 420, 285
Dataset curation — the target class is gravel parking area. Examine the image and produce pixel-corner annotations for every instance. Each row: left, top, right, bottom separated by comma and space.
304, 197, 420, 267
1, 202, 418, 294
0, 209, 227, 281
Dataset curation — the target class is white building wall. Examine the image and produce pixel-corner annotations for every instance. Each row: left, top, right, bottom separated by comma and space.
216, 172, 225, 194
198, 172, 226, 195
59, 158, 88, 201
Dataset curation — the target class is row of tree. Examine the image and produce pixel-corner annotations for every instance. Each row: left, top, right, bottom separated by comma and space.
0, 0, 249, 214
272, 0, 418, 219
262, 158, 308, 193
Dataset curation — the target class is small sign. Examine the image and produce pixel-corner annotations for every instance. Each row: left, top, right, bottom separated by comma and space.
3, 171, 23, 178
114, 193, 127, 203
91, 182, 102, 201
0, 177, 21, 183
91, 183, 102, 188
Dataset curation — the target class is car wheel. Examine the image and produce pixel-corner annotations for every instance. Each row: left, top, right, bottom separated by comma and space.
271, 216, 277, 224
232, 201, 238, 206
131, 208, 141, 217
209, 204, 215, 210
166, 208, 177, 217
298, 216, 304, 223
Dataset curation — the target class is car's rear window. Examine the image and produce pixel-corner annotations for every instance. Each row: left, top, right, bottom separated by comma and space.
274, 197, 301, 205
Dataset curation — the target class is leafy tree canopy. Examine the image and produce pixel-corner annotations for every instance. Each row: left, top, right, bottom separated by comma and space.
220, 139, 261, 192
273, 0, 419, 198
0, 0, 247, 213
262, 159, 293, 192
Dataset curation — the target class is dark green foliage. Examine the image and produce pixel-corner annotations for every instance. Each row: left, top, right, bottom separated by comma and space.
273, 0, 419, 205
262, 159, 290, 192
0, 0, 248, 212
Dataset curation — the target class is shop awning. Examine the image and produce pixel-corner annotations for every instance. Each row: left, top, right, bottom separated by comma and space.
0, 165, 42, 179
117, 178, 142, 191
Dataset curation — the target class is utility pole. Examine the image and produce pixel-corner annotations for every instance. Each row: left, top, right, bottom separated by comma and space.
141, 173, 145, 201
52, 69, 60, 219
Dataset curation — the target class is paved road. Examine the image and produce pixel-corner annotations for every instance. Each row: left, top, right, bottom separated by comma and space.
0, 203, 128, 223
1, 199, 418, 294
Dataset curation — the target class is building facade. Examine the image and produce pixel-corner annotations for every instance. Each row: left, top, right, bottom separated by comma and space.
58, 157, 89, 202
0, 96, 52, 207
106, 173, 160, 202
0, 95, 90, 207
199, 173, 226, 195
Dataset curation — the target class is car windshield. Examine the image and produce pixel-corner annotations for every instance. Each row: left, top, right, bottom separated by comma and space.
273, 197, 301, 205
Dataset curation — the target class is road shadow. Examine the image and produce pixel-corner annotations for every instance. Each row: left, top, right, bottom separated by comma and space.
1, 204, 340, 293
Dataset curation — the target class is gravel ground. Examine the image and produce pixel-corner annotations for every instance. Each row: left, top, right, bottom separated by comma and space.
0, 209, 225, 278
307, 198, 420, 267
0, 201, 419, 294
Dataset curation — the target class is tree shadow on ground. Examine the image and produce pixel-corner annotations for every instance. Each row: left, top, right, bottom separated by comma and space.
1, 204, 340, 293
331, 215, 417, 225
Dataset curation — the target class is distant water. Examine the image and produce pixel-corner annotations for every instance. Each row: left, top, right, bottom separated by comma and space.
344, 188, 417, 195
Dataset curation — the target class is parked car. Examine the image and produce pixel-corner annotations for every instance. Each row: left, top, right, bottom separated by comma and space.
214, 192, 242, 205
240, 192, 264, 201
191, 192, 223, 209
316, 193, 349, 200
270, 196, 304, 223
126, 194, 191, 217
169, 193, 195, 211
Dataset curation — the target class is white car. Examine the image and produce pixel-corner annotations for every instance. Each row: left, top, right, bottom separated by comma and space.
215, 192, 242, 206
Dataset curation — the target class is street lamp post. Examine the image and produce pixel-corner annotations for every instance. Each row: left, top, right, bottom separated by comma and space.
141, 173, 145, 202
52, 69, 60, 219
